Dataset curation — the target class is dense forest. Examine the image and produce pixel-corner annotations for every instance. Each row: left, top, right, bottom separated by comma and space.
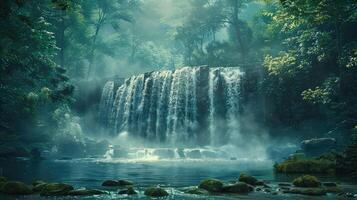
1, 0, 357, 165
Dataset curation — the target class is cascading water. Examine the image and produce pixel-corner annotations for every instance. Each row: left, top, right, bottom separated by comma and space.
99, 66, 243, 147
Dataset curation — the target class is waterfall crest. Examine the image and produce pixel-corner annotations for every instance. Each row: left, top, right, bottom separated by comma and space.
99, 66, 243, 146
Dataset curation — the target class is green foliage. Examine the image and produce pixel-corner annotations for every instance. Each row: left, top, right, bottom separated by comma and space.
274, 156, 336, 174
292, 175, 321, 187
0, 0, 73, 141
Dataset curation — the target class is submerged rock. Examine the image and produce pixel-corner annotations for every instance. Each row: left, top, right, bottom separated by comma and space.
0, 181, 32, 195
118, 186, 137, 195
144, 187, 168, 197
323, 182, 337, 187
283, 188, 326, 196
40, 183, 74, 196
67, 189, 106, 196
292, 175, 321, 187
222, 182, 253, 193
238, 173, 258, 185
102, 179, 133, 186
181, 186, 209, 195
198, 178, 223, 192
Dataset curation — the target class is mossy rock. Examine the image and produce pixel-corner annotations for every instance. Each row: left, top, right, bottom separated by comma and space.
32, 180, 46, 186
0, 181, 32, 195
283, 188, 326, 196
222, 182, 254, 194
40, 183, 74, 196
238, 173, 258, 185
118, 179, 134, 186
144, 187, 168, 197
292, 175, 321, 187
118, 186, 137, 195
274, 157, 336, 174
67, 189, 106, 196
180, 186, 209, 195
102, 179, 133, 187
323, 182, 337, 187
325, 186, 342, 193
32, 183, 48, 192
198, 178, 224, 192
102, 180, 119, 186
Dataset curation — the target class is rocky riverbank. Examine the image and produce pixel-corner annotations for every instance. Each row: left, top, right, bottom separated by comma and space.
1, 173, 356, 199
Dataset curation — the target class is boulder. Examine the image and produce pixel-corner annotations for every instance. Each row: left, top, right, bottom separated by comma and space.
118, 186, 137, 195
198, 178, 223, 192
32, 180, 46, 186
0, 181, 32, 195
222, 182, 253, 193
67, 189, 106, 196
118, 179, 134, 186
283, 188, 326, 196
292, 175, 321, 187
180, 186, 209, 195
144, 187, 168, 197
102, 180, 119, 186
32, 183, 48, 192
238, 173, 258, 185
40, 183, 74, 196
323, 182, 337, 187
102, 179, 133, 187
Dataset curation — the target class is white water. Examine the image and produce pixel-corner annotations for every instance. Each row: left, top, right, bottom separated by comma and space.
99, 66, 243, 147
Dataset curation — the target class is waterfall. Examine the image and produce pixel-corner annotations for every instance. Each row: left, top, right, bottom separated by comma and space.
99, 66, 243, 146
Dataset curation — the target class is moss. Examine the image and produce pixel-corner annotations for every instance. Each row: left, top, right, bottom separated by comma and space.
144, 187, 168, 197
283, 188, 326, 196
118, 179, 134, 186
222, 182, 253, 193
32, 180, 46, 186
32, 183, 47, 192
67, 189, 106, 196
274, 156, 336, 174
40, 183, 74, 196
238, 173, 258, 185
198, 178, 224, 192
292, 175, 321, 187
0, 181, 32, 195
102, 179, 133, 187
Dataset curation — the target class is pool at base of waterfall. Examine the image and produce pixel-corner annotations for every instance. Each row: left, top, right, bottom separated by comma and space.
0, 158, 357, 200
